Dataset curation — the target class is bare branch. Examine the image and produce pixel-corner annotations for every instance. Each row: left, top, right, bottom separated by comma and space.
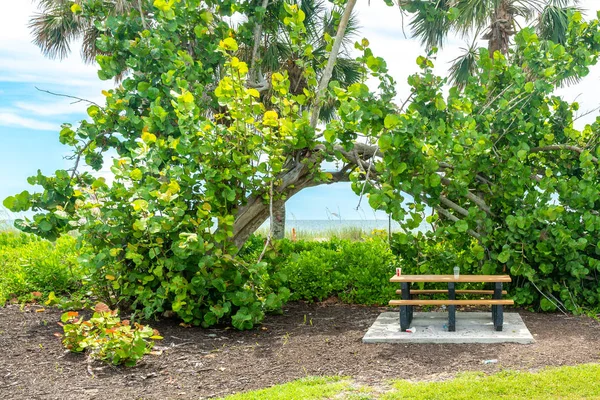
257, 180, 274, 263
439, 196, 469, 217
137, 0, 147, 29
248, 0, 270, 85
35, 86, 101, 107
441, 177, 496, 217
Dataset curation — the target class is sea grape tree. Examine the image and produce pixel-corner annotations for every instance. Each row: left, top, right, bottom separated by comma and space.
5, 0, 600, 324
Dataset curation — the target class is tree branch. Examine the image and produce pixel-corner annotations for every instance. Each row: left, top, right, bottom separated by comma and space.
434, 206, 481, 240
309, 0, 358, 128
248, 0, 270, 86
35, 86, 101, 107
440, 177, 496, 217
439, 196, 469, 218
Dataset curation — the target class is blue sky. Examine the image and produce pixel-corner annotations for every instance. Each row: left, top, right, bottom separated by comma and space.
1, 1, 599, 221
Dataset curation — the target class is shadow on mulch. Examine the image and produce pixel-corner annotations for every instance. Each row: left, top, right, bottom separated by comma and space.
0, 301, 599, 400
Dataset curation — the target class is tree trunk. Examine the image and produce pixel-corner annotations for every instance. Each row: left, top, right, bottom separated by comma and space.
485, 0, 514, 57
271, 203, 286, 240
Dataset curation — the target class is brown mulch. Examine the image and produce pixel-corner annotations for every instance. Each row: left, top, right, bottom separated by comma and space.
0, 301, 599, 400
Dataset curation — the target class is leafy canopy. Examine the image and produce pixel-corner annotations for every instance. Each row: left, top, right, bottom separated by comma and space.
5, 1, 600, 324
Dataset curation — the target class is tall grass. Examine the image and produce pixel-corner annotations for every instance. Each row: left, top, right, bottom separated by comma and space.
255, 226, 389, 241
0, 230, 86, 304
0, 206, 15, 232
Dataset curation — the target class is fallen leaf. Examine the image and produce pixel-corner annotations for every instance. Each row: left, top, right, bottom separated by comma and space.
94, 302, 111, 312
31, 291, 43, 298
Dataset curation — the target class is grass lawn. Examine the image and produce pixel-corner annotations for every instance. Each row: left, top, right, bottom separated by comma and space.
221, 364, 600, 400
220, 377, 351, 400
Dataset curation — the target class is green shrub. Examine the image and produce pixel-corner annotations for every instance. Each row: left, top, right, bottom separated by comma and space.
337, 237, 397, 305
0, 231, 86, 304
282, 247, 347, 301
241, 234, 399, 306
60, 302, 161, 366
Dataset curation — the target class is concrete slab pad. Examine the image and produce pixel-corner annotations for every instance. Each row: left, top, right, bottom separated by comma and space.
363, 312, 534, 344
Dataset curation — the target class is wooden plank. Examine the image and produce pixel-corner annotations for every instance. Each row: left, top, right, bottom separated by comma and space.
388, 299, 514, 306
395, 289, 507, 295
390, 274, 512, 283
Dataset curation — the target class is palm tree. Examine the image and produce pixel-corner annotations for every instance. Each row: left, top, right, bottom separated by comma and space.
29, 0, 137, 63
245, 0, 362, 239
258, 0, 361, 120
401, 0, 581, 87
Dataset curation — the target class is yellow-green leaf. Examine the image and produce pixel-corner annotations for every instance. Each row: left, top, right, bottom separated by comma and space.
130, 168, 143, 181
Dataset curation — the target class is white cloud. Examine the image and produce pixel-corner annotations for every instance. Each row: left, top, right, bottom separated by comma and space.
15, 98, 99, 117
0, 111, 58, 131
0, 2, 108, 90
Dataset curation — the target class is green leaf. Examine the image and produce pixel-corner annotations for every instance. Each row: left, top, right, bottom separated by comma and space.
540, 298, 557, 311
379, 134, 393, 151
38, 220, 53, 232
434, 97, 446, 111
132, 199, 148, 212
3, 196, 15, 210
384, 114, 400, 129
429, 174, 441, 187
497, 251, 511, 263
133, 219, 147, 231
455, 220, 468, 233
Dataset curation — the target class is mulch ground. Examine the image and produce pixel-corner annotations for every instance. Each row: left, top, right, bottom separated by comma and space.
1, 301, 599, 400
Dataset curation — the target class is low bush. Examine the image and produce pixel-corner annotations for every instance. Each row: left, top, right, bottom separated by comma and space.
60, 302, 162, 366
240, 234, 398, 306
0, 231, 86, 305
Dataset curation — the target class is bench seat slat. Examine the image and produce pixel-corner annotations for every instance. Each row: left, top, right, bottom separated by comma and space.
389, 299, 514, 306
395, 289, 507, 295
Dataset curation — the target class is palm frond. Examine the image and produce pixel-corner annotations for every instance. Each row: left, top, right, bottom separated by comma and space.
453, 0, 496, 36
81, 24, 101, 63
536, 3, 581, 45
331, 57, 362, 87
448, 42, 480, 90
408, 0, 453, 50
29, 1, 81, 60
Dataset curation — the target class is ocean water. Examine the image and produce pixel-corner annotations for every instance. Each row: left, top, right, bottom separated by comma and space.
260, 219, 428, 233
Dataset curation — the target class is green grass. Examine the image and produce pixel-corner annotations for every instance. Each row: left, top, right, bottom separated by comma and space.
219, 376, 350, 400
217, 364, 600, 400
0, 230, 86, 305
255, 226, 387, 241
383, 364, 600, 399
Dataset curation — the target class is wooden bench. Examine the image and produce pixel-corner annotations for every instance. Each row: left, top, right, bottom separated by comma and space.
396, 290, 507, 295
389, 274, 513, 332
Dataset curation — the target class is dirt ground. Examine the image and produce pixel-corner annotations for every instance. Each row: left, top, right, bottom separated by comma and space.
0, 301, 599, 400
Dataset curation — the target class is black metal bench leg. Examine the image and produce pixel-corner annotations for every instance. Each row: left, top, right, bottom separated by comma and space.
494, 305, 503, 331
493, 282, 503, 331
400, 282, 412, 331
448, 282, 456, 332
